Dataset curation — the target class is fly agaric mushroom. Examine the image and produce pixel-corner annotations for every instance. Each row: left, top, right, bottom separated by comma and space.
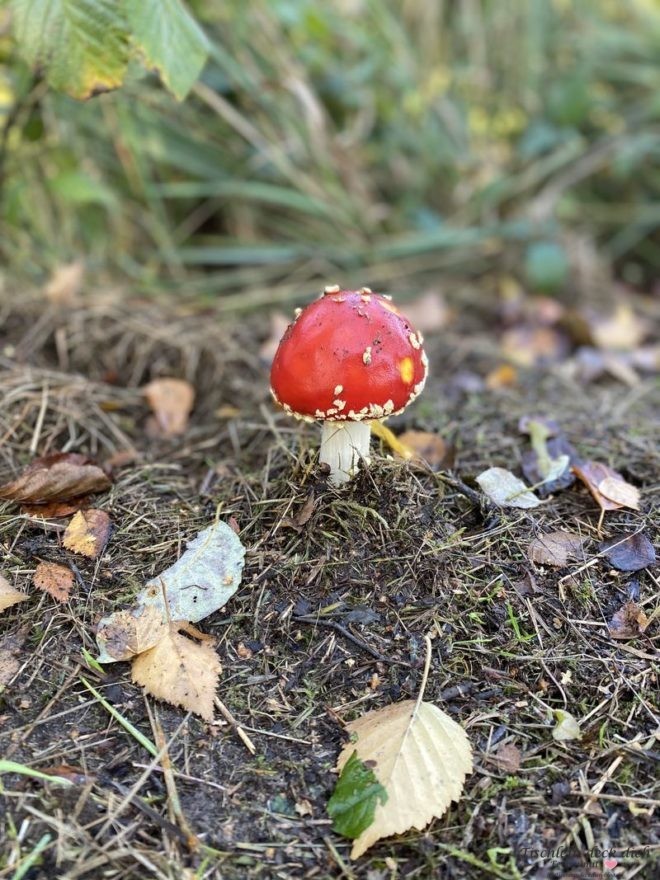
270, 285, 428, 485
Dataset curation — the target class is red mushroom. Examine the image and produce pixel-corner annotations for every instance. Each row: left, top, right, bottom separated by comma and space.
270, 285, 428, 484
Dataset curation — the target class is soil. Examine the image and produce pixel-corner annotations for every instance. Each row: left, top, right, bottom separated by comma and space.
0, 286, 657, 880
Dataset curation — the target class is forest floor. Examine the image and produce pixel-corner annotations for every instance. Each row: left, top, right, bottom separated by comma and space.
0, 281, 657, 880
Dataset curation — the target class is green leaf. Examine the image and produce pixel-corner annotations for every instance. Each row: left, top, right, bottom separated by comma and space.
327, 751, 388, 839
12, 0, 131, 99
124, 0, 209, 100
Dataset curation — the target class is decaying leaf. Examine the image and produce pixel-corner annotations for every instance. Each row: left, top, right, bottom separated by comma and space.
524, 419, 573, 489
131, 626, 221, 721
396, 430, 450, 469
608, 601, 649, 640
492, 742, 522, 773
143, 378, 195, 437
63, 509, 112, 559
552, 710, 582, 742
528, 531, 585, 567
0, 452, 111, 506
331, 700, 472, 858
96, 605, 169, 663
33, 562, 74, 603
476, 467, 541, 509
521, 423, 576, 497
572, 461, 640, 512
136, 521, 245, 623
599, 533, 656, 572
44, 261, 84, 305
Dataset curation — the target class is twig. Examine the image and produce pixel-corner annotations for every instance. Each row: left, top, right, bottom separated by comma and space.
293, 614, 410, 667
214, 697, 257, 754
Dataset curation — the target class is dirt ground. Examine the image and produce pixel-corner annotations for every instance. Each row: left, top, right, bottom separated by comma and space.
0, 284, 657, 880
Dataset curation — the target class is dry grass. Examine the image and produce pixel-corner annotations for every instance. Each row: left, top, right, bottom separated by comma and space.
0, 286, 658, 880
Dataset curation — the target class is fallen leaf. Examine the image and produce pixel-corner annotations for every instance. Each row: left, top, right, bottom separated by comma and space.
521, 431, 577, 497
598, 476, 640, 510
400, 290, 452, 333
96, 605, 169, 663
0, 452, 111, 505
33, 562, 74, 603
136, 521, 245, 623
104, 449, 141, 471
476, 467, 541, 509
0, 575, 29, 614
572, 461, 639, 512
329, 700, 472, 858
282, 491, 317, 530
565, 303, 648, 351
259, 312, 291, 364
36, 764, 94, 785
501, 326, 568, 366
20, 498, 92, 518
396, 430, 450, 469
44, 261, 84, 305
63, 509, 112, 559
524, 419, 573, 490
492, 742, 521, 773
143, 378, 195, 437
528, 531, 585, 567
131, 626, 221, 721
599, 533, 656, 572
485, 364, 518, 389
608, 601, 649, 640
552, 710, 581, 742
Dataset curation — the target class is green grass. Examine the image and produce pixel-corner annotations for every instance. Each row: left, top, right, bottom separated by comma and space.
1, 0, 660, 291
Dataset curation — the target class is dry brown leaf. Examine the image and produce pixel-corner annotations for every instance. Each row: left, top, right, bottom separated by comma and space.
44, 261, 84, 305
527, 531, 585, 567
131, 627, 221, 721
0, 575, 29, 614
397, 430, 450, 470
597, 476, 640, 510
259, 312, 291, 364
572, 461, 638, 512
96, 605, 169, 663
63, 509, 112, 559
0, 452, 111, 505
143, 378, 195, 437
20, 498, 93, 518
492, 742, 521, 773
400, 290, 452, 334
336, 700, 472, 858
608, 601, 649, 640
33, 562, 74, 603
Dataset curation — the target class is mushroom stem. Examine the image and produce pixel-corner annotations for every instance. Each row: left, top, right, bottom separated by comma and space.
320, 421, 371, 486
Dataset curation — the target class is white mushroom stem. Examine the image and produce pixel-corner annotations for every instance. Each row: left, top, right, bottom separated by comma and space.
320, 420, 371, 486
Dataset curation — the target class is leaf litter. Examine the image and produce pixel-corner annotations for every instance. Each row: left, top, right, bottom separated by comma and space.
96, 520, 245, 719
0, 452, 111, 507
63, 509, 112, 558
33, 562, 75, 603
599, 532, 656, 572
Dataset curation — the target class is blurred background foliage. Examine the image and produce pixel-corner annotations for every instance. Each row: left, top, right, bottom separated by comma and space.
1, 0, 659, 303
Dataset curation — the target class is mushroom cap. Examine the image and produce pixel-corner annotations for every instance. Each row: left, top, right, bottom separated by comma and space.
270, 288, 428, 421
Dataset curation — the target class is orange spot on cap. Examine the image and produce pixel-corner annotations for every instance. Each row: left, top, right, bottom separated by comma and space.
399, 357, 414, 384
